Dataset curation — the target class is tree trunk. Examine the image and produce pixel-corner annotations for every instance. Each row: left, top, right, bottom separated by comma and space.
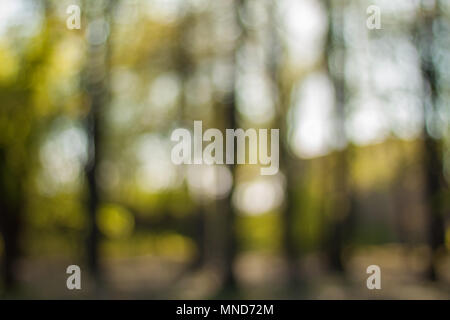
324, 0, 353, 273
221, 90, 238, 290
0, 149, 23, 291
83, 0, 115, 282
417, 1, 446, 281
268, 10, 300, 285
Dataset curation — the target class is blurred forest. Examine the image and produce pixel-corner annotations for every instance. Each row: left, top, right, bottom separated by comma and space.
0, 0, 450, 299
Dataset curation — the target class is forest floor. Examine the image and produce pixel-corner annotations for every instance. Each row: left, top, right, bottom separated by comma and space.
4, 244, 450, 299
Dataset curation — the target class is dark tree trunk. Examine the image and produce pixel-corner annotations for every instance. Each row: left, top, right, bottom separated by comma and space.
174, 11, 208, 270
222, 90, 238, 290
85, 106, 102, 278
0, 149, 23, 291
324, 0, 353, 273
423, 135, 446, 280
281, 171, 299, 284
83, 0, 115, 281
218, 0, 249, 292
417, 2, 446, 281
265, 0, 300, 286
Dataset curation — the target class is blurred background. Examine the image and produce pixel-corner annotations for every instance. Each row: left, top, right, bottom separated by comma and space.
0, 0, 450, 299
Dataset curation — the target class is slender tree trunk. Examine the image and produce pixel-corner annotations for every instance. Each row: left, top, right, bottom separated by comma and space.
221, 105, 238, 291
174, 11, 208, 270
0, 150, 23, 291
85, 107, 101, 278
281, 163, 298, 284
324, 0, 353, 272
267, 0, 299, 285
417, 1, 446, 281
83, 0, 114, 281
219, 0, 247, 291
